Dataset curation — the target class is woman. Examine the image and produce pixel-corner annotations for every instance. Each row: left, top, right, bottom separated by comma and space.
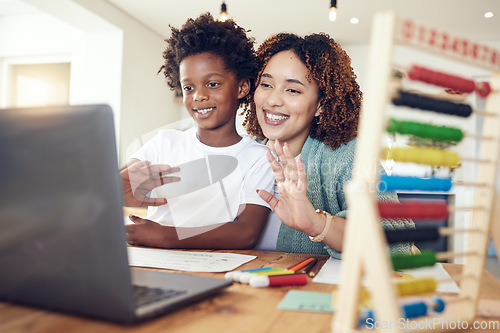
245, 33, 414, 257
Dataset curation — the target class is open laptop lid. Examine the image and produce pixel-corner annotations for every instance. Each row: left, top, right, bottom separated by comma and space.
0, 104, 136, 322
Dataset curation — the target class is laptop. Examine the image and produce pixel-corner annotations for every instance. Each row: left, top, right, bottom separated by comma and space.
0, 104, 232, 324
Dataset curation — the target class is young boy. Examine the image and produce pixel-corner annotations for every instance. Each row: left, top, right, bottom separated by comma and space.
121, 13, 274, 249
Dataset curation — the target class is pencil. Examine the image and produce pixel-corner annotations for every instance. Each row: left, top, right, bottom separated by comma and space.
301, 258, 318, 274
308, 260, 323, 277
287, 257, 315, 272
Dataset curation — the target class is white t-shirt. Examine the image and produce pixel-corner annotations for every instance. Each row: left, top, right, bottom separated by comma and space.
253, 181, 281, 251
130, 128, 275, 240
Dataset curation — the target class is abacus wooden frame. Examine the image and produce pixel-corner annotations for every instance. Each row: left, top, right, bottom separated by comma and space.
332, 10, 500, 333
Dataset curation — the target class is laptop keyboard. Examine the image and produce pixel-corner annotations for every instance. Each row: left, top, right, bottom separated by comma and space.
133, 285, 187, 308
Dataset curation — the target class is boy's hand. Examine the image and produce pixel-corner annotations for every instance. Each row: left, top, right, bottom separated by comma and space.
121, 159, 180, 207
126, 215, 169, 248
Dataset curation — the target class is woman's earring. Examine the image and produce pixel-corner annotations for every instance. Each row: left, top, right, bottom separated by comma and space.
315, 105, 323, 125
315, 115, 322, 125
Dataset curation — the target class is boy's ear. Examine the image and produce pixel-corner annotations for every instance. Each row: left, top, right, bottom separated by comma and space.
237, 79, 251, 99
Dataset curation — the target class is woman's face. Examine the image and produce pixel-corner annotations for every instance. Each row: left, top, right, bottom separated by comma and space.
254, 50, 321, 153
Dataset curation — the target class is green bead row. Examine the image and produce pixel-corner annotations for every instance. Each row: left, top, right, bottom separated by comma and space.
391, 249, 437, 270
387, 118, 464, 142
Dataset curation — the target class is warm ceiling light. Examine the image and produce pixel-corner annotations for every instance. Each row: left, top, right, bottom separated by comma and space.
350, 17, 359, 24
329, 0, 337, 22
220, 1, 228, 22
484, 11, 494, 18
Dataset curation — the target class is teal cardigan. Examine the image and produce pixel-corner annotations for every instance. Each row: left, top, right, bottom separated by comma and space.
275, 136, 414, 258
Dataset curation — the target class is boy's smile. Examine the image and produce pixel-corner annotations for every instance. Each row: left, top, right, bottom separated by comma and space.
194, 107, 215, 116
179, 52, 249, 146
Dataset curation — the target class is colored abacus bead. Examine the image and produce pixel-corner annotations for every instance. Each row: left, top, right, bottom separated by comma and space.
475, 81, 491, 98
391, 250, 437, 270
387, 119, 464, 143
382, 146, 461, 168
396, 277, 438, 296
385, 228, 441, 244
393, 90, 473, 117
432, 296, 446, 313
407, 65, 476, 93
379, 175, 453, 192
402, 301, 428, 319
378, 201, 449, 220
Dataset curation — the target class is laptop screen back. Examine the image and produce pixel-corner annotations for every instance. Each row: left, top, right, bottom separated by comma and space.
0, 105, 136, 322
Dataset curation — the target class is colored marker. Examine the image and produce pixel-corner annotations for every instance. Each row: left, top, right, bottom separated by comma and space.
287, 257, 315, 272
249, 273, 308, 288
308, 260, 323, 277
224, 267, 273, 280
302, 258, 318, 274
238, 269, 295, 284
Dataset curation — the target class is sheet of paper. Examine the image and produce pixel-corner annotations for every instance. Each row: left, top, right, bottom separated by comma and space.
128, 247, 256, 272
277, 290, 333, 313
313, 257, 460, 293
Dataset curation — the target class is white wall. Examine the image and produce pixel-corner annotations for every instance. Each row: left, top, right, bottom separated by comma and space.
4, 0, 187, 166
0, 6, 126, 154
0, 13, 79, 106
66, 0, 187, 165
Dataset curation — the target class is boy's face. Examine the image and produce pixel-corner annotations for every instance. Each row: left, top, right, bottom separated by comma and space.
179, 52, 249, 133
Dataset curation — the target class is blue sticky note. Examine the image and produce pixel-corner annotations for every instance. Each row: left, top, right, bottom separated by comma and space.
277, 290, 334, 313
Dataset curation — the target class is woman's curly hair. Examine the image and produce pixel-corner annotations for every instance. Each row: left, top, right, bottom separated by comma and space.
158, 13, 258, 113
243, 32, 362, 150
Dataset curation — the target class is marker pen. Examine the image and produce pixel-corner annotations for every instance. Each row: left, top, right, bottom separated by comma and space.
249, 273, 308, 288
238, 269, 294, 284
224, 267, 273, 281
287, 257, 315, 272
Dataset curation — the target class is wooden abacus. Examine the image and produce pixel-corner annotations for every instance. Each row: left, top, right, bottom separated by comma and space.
333, 11, 500, 333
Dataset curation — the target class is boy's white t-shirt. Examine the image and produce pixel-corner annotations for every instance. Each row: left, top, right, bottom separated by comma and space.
253, 181, 281, 251
130, 127, 274, 239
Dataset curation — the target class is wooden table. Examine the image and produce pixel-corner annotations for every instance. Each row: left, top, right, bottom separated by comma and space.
1, 250, 499, 333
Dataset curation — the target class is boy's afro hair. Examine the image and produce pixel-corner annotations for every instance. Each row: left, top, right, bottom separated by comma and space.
159, 13, 258, 109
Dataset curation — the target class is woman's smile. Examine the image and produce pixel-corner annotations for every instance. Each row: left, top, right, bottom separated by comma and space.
263, 110, 290, 124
